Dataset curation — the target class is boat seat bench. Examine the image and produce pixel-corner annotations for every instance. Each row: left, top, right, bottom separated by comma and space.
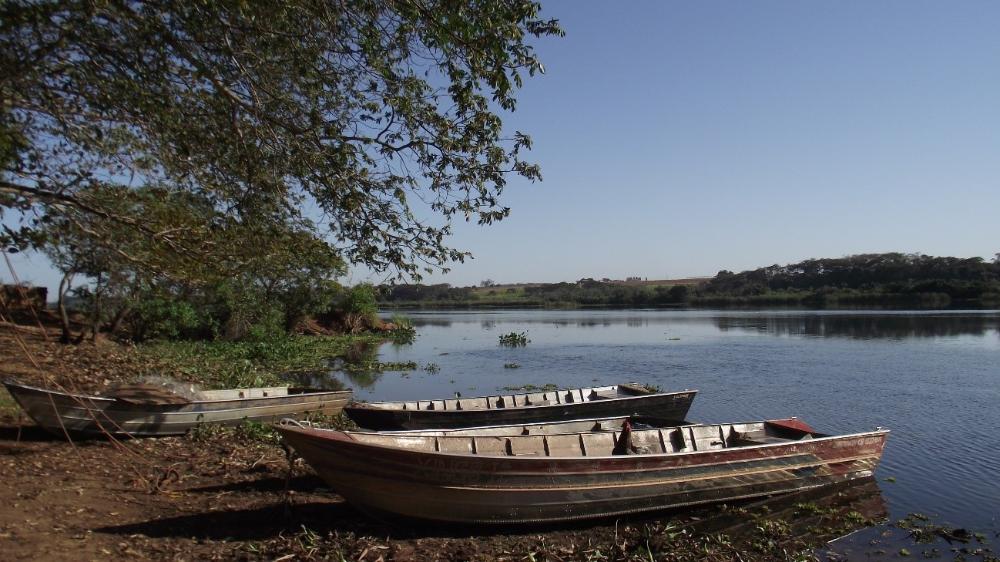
357, 422, 797, 458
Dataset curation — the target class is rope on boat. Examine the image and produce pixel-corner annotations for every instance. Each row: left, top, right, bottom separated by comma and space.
278, 417, 312, 428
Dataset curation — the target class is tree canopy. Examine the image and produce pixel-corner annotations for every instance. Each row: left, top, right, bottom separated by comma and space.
1, 0, 562, 278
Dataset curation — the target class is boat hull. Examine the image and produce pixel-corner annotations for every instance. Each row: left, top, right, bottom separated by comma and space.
345, 390, 697, 430
4, 382, 352, 437
277, 425, 888, 524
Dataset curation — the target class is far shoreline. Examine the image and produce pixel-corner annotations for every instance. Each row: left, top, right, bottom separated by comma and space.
379, 302, 1000, 312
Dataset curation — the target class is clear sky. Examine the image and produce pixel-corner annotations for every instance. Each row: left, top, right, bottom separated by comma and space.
7, 1, 1000, 291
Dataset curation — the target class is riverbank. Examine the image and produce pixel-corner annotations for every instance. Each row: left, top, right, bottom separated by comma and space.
0, 321, 385, 405
2, 321, 996, 561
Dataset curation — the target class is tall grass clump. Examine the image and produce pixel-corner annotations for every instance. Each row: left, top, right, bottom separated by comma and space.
387, 313, 416, 344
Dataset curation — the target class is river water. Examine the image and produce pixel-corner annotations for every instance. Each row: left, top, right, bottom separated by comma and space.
328, 309, 1000, 537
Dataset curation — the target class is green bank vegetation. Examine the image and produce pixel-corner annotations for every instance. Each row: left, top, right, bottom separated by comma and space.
379, 253, 1000, 309
138, 333, 385, 390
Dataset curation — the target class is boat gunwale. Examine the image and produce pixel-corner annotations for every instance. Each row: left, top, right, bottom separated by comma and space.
28, 396, 353, 421
3, 380, 352, 406
278, 422, 890, 465
346, 387, 699, 414
431, 453, 881, 492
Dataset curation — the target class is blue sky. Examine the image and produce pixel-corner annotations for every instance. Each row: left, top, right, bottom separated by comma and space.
371, 0, 999, 286
7, 1, 1000, 290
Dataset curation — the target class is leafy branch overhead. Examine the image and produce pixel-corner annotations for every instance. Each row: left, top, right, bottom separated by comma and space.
0, 0, 563, 278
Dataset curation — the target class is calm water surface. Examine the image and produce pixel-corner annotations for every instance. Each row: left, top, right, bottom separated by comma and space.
328, 309, 1000, 534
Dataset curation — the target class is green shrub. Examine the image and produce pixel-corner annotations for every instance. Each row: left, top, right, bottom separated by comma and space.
343, 284, 378, 317
243, 306, 287, 342
129, 297, 202, 341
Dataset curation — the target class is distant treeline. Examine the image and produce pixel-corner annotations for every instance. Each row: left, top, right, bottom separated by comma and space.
379, 253, 1000, 309
380, 281, 691, 308
700, 253, 1000, 307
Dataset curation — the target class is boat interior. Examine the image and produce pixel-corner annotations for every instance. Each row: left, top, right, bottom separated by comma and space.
96, 384, 343, 405
362, 384, 660, 412
385, 416, 638, 437
195, 387, 292, 401
345, 420, 823, 457
194, 387, 344, 401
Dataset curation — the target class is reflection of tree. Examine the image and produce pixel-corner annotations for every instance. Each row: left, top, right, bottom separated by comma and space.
714, 314, 999, 339
335, 341, 383, 389
626, 317, 645, 328
411, 319, 453, 327
577, 320, 612, 328
281, 340, 385, 389
281, 371, 347, 391
339, 369, 384, 389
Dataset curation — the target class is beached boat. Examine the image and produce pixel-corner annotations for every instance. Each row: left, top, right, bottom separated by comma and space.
276, 417, 888, 524
3, 380, 351, 438
344, 383, 697, 430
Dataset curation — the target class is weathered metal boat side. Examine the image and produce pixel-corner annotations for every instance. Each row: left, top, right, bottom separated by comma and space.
277, 418, 888, 524
4, 381, 352, 437
344, 384, 697, 430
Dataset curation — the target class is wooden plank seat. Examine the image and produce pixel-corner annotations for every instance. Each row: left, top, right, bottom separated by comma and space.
349, 419, 825, 459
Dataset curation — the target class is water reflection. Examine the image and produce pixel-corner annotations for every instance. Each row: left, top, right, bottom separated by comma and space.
409, 318, 454, 327
285, 340, 383, 390
362, 309, 999, 535
401, 310, 1000, 341
713, 313, 1000, 339
676, 478, 888, 550
577, 320, 612, 328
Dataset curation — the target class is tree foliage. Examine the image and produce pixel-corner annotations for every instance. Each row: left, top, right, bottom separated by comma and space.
37, 184, 346, 341
1, 0, 562, 278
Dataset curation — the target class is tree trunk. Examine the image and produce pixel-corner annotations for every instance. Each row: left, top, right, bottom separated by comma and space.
57, 272, 73, 344
90, 271, 103, 342
106, 302, 133, 337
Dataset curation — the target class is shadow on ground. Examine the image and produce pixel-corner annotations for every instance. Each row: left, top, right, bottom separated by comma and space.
0, 423, 64, 442
184, 474, 329, 494
94, 501, 383, 542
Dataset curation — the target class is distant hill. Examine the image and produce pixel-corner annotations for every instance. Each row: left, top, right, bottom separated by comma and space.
379, 253, 1000, 309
